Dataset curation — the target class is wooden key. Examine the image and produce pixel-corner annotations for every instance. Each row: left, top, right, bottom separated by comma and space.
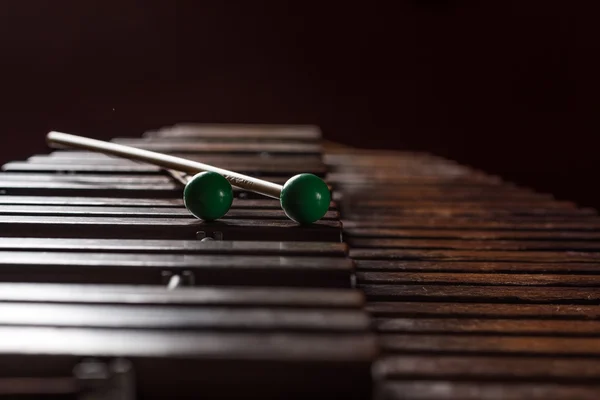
0, 302, 371, 332
0, 196, 337, 210
346, 228, 600, 240
0, 283, 363, 307
348, 238, 600, 251
0, 326, 376, 399
379, 334, 600, 356
144, 123, 321, 140
374, 317, 600, 335
357, 271, 600, 287
359, 284, 600, 304
356, 260, 600, 274
0, 205, 340, 221
0, 251, 353, 287
0, 216, 343, 241
374, 380, 600, 400
0, 238, 348, 256
350, 248, 600, 262
45, 132, 331, 224
366, 302, 600, 320
28, 153, 327, 176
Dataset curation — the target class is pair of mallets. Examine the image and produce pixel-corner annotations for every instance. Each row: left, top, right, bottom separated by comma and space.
46, 131, 331, 224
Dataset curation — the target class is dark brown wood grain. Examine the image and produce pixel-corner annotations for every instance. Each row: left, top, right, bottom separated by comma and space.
334, 193, 560, 204
366, 302, 600, 320
324, 151, 442, 164
336, 189, 553, 201
332, 178, 515, 189
353, 213, 600, 222
328, 161, 475, 173
359, 284, 600, 303
327, 168, 492, 179
373, 354, 600, 381
349, 238, 600, 251
326, 161, 477, 172
330, 174, 501, 185
362, 284, 600, 306
357, 260, 600, 274
351, 248, 600, 262
342, 198, 581, 209
338, 135, 600, 399
343, 217, 600, 230
357, 271, 600, 287
375, 317, 600, 335
347, 228, 600, 240
334, 137, 600, 396
379, 334, 600, 356
343, 205, 597, 217
374, 381, 600, 400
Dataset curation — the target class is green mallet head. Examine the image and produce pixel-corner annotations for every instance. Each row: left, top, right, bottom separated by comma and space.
184, 171, 233, 221
280, 173, 331, 224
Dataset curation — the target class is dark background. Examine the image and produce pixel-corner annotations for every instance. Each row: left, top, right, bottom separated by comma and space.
0, 1, 598, 209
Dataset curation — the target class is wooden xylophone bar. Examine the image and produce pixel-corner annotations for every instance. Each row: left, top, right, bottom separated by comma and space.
0, 123, 599, 399
325, 145, 600, 399
0, 125, 374, 399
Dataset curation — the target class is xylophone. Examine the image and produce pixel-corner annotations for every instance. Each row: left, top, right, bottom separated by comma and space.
0, 123, 599, 399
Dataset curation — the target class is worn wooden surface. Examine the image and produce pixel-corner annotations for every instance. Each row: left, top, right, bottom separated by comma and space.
327, 146, 600, 399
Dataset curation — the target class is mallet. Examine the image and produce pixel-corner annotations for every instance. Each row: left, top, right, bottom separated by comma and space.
45, 131, 331, 224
